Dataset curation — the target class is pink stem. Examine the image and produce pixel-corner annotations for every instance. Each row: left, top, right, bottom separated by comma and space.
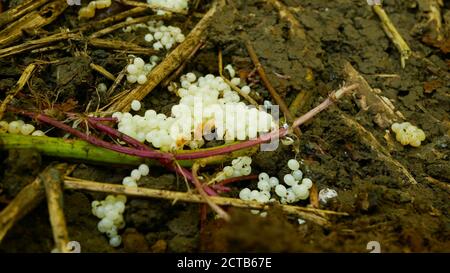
174, 129, 286, 160
211, 184, 231, 193
173, 84, 359, 160
218, 174, 258, 186
87, 118, 149, 150
161, 161, 218, 196
15, 110, 174, 161
87, 117, 118, 122
87, 117, 219, 196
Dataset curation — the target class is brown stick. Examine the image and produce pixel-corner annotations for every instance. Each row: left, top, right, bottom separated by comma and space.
107, 0, 221, 112
372, 5, 411, 68
162, 40, 204, 87
64, 177, 344, 227
0, 32, 81, 59
243, 36, 302, 136
88, 38, 157, 55
0, 164, 69, 243
78, 7, 148, 32
192, 161, 230, 221
0, 0, 50, 28
0, 63, 36, 120
217, 49, 259, 107
339, 112, 417, 185
0, 176, 45, 242
291, 84, 359, 129
0, 1, 68, 48
118, 0, 188, 14
288, 90, 311, 117
267, 0, 306, 39
344, 61, 404, 128
42, 163, 70, 253
89, 15, 165, 39
90, 63, 116, 81
106, 63, 129, 97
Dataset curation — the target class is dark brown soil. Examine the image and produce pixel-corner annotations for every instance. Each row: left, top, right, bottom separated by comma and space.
0, 0, 449, 253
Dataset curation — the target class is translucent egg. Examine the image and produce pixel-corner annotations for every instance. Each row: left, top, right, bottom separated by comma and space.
241, 86, 251, 95
239, 188, 251, 200
137, 74, 147, 85
301, 178, 313, 189
127, 64, 138, 75
269, 177, 279, 187
283, 174, 297, 186
109, 236, 122, 247
258, 172, 270, 182
138, 164, 150, 176
131, 100, 141, 111
292, 170, 303, 181
275, 184, 287, 197
287, 159, 300, 171
20, 124, 35, 135
8, 121, 21, 134
257, 180, 270, 192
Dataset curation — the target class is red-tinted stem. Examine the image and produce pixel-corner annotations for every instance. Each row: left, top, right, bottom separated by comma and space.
86, 117, 118, 122
87, 118, 148, 150
174, 129, 287, 160
211, 184, 231, 193
218, 174, 258, 186
15, 110, 173, 161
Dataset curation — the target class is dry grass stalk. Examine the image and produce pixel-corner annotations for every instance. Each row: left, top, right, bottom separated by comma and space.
0, 164, 69, 243
243, 37, 302, 136
192, 161, 230, 221
107, 0, 222, 112
88, 38, 157, 55
218, 49, 260, 107
372, 5, 411, 68
0, 1, 68, 48
0, 63, 36, 120
89, 15, 166, 39
78, 7, 148, 32
339, 112, 417, 185
118, 0, 188, 15
288, 90, 312, 117
42, 163, 70, 253
90, 63, 116, 81
162, 40, 204, 87
106, 65, 129, 97
0, 0, 50, 28
0, 32, 80, 59
344, 61, 404, 128
63, 177, 348, 227
267, 0, 306, 39
0, 175, 45, 242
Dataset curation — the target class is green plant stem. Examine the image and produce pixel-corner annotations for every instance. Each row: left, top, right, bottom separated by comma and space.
0, 134, 160, 167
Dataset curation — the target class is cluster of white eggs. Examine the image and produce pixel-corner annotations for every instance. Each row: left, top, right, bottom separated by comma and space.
391, 122, 426, 147
78, 0, 111, 19
173, 73, 274, 138
122, 163, 150, 187
91, 195, 126, 247
239, 159, 313, 205
0, 120, 45, 136
146, 0, 189, 15
126, 56, 159, 85
144, 20, 185, 51
91, 164, 149, 247
112, 71, 275, 151
122, 19, 185, 51
215, 156, 252, 181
